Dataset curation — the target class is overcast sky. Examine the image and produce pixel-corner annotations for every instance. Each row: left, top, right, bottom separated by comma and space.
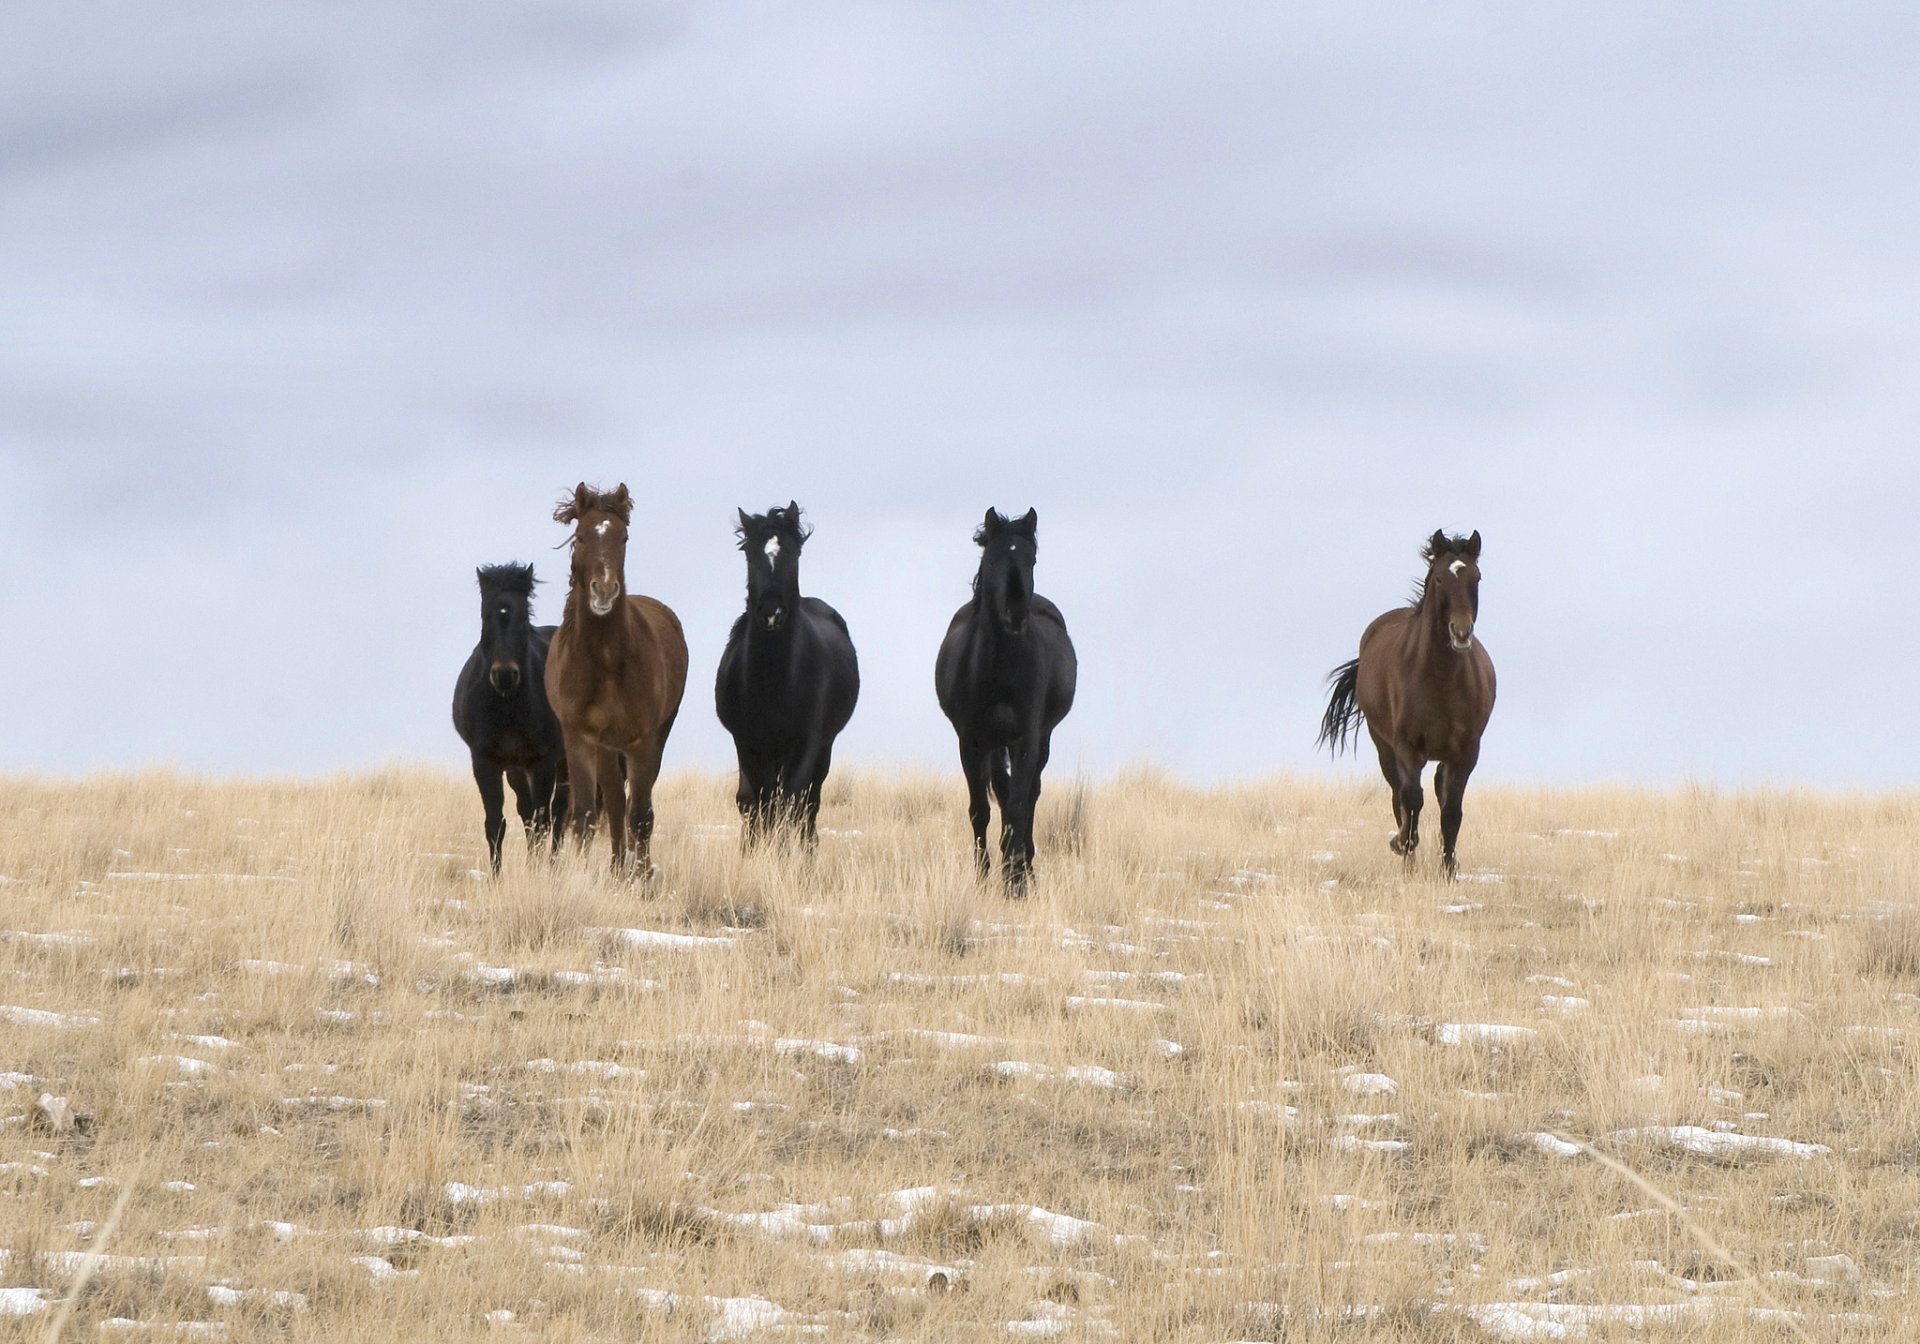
2, 2, 1916, 787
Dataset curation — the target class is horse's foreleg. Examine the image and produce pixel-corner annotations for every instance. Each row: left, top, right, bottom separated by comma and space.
1371, 735, 1410, 856
1436, 754, 1476, 879
472, 755, 507, 875
733, 746, 767, 848
1002, 733, 1049, 896
1392, 757, 1426, 864
592, 745, 630, 873
625, 736, 668, 879
507, 769, 539, 854
564, 738, 600, 850
960, 739, 993, 880
798, 741, 833, 850
787, 734, 835, 851
523, 760, 559, 857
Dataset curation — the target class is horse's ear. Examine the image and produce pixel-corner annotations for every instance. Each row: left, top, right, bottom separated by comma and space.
979, 507, 1004, 542
736, 507, 753, 533
1012, 507, 1038, 536
553, 483, 589, 525
610, 483, 633, 519
1465, 530, 1482, 559
787, 499, 799, 518
1427, 529, 1449, 560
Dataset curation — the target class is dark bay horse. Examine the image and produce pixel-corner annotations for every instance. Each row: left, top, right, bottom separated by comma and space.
544, 483, 690, 877
1319, 530, 1496, 877
714, 503, 860, 847
451, 563, 569, 873
935, 508, 1077, 894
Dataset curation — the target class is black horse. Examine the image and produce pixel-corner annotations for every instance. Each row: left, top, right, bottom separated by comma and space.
935, 508, 1077, 893
451, 563, 569, 873
714, 503, 860, 846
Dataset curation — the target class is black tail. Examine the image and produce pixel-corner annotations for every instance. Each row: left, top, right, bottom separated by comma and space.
1317, 658, 1364, 755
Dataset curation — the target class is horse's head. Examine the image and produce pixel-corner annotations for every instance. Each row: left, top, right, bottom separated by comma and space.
475, 563, 537, 695
554, 482, 632, 618
973, 507, 1039, 636
1422, 529, 1483, 652
735, 500, 809, 633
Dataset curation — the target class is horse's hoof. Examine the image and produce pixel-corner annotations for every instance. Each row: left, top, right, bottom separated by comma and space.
1388, 835, 1409, 856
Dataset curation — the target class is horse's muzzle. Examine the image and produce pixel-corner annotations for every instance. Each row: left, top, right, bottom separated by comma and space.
760, 605, 787, 632
488, 664, 522, 695
587, 582, 620, 616
1448, 620, 1475, 652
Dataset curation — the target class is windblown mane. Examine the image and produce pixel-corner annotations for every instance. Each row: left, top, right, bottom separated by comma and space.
1410, 532, 1475, 606
553, 484, 633, 526
1420, 532, 1475, 564
736, 503, 811, 550
972, 510, 1012, 548
970, 509, 1039, 596
476, 562, 536, 596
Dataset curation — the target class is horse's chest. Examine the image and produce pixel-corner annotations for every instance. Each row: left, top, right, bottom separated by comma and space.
982, 701, 1021, 739
577, 699, 620, 739
489, 726, 543, 764
1406, 718, 1472, 760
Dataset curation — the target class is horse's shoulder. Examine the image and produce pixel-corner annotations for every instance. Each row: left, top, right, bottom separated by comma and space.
626, 596, 689, 663
1030, 595, 1070, 630
451, 647, 485, 736
801, 596, 852, 638
627, 593, 682, 629
1360, 607, 1412, 648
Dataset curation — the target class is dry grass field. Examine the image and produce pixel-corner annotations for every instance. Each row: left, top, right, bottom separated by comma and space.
1, 768, 1918, 1341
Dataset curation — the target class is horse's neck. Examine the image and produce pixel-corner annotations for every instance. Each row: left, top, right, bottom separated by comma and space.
967, 599, 1017, 668
566, 589, 648, 662
1405, 596, 1460, 682
742, 615, 796, 672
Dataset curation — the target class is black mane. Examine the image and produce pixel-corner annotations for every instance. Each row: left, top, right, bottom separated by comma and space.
735, 503, 812, 550
973, 509, 1038, 550
477, 562, 537, 596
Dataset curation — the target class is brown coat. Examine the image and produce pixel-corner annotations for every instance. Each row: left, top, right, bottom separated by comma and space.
544, 483, 690, 875
1321, 530, 1495, 876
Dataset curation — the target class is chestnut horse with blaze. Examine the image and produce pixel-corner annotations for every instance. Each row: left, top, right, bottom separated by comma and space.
1319, 530, 1496, 877
545, 483, 689, 876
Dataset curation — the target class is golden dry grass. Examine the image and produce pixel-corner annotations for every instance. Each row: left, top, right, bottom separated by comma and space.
0, 768, 1916, 1340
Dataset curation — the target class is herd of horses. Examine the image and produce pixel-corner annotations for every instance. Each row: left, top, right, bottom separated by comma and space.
454, 485, 1494, 891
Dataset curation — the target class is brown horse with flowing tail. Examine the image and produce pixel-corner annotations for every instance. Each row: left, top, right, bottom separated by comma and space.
545, 483, 689, 877
1319, 530, 1496, 878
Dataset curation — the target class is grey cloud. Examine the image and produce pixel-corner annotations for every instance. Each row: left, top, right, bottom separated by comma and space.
2, 1, 1915, 785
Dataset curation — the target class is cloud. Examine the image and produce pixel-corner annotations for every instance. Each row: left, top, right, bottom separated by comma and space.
2, 1, 1915, 784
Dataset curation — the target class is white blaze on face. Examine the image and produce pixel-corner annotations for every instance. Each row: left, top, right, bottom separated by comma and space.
594, 520, 611, 536
1448, 559, 1468, 577
764, 536, 780, 569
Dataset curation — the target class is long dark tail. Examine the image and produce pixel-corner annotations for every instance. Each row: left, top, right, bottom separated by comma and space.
1317, 658, 1364, 755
